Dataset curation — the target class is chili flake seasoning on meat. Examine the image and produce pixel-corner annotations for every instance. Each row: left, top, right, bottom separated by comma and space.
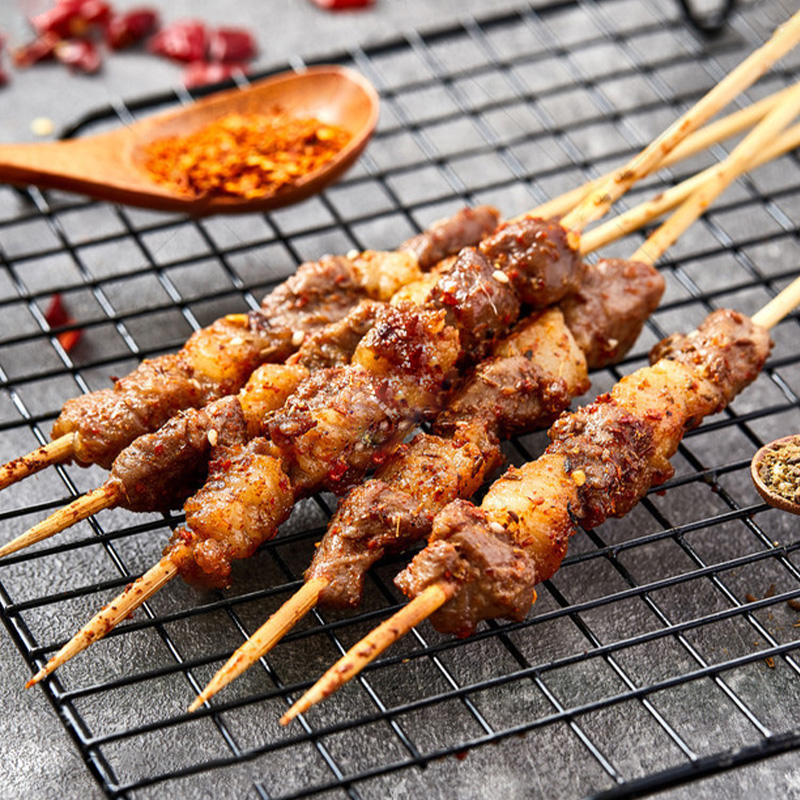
142, 112, 352, 199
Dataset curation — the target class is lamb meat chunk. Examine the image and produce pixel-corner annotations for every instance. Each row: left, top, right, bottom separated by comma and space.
395, 499, 537, 638
427, 248, 521, 360
479, 216, 581, 307
560, 258, 665, 369
111, 394, 248, 513
399, 205, 501, 269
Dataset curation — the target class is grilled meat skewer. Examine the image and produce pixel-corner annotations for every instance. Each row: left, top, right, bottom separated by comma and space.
2, 299, 396, 558
0, 206, 500, 487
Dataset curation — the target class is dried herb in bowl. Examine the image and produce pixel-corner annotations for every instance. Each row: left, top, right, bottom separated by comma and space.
756, 438, 800, 504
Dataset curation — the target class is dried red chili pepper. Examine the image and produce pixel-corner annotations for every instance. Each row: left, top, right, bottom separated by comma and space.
45, 294, 83, 352
31, 0, 110, 38
207, 28, 257, 63
148, 19, 206, 63
12, 32, 60, 68
56, 38, 102, 73
105, 7, 159, 50
309, 0, 374, 9
182, 61, 248, 89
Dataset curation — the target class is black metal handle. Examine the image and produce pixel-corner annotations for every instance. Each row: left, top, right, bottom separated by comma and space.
676, 0, 738, 37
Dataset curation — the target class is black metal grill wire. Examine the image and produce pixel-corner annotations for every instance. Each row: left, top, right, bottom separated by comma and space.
1, 0, 800, 798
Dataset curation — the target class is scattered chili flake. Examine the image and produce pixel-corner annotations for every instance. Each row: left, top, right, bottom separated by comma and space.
142, 112, 352, 200
44, 293, 83, 352
765, 656, 775, 669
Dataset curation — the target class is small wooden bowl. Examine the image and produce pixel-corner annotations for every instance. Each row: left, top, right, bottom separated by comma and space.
751, 434, 800, 515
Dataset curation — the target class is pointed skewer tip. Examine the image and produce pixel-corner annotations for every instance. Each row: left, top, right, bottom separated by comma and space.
0, 434, 75, 492
22, 556, 179, 686
188, 576, 330, 713
0, 482, 121, 560
279, 582, 454, 725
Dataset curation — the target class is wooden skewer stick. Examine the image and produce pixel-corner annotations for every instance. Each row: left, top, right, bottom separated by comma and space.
188, 576, 328, 713
529, 82, 800, 222
279, 582, 454, 726
25, 555, 178, 687
631, 82, 800, 265
752, 274, 800, 330
277, 95, 800, 723
559, 9, 800, 234
0, 434, 75, 491
190, 113, 800, 712
0, 482, 122, 559
582, 120, 800, 256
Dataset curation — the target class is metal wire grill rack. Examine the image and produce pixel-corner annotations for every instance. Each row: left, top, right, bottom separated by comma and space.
2, 0, 800, 798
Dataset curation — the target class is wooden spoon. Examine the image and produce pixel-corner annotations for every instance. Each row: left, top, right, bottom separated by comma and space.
0, 65, 379, 216
751, 434, 800, 515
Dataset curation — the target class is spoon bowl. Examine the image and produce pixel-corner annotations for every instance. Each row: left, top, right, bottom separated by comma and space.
0, 65, 379, 216
751, 433, 800, 515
